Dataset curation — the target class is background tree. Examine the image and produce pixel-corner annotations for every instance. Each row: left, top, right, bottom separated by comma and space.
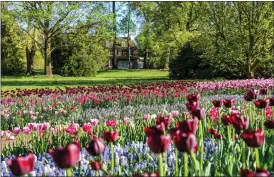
1, 2, 25, 76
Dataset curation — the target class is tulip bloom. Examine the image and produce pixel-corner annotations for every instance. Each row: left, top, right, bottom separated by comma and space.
134, 172, 159, 177
176, 118, 199, 134
191, 108, 205, 120
49, 143, 81, 168
82, 123, 92, 133
13, 127, 21, 135
264, 119, 274, 129
223, 99, 234, 108
186, 101, 199, 112
147, 134, 171, 153
187, 94, 200, 103
230, 114, 249, 130
254, 99, 269, 109
221, 115, 231, 126
103, 130, 118, 142
155, 115, 173, 128
212, 100, 223, 107
240, 168, 270, 177
259, 88, 268, 95
208, 128, 217, 135
242, 129, 265, 148
214, 134, 222, 139
269, 97, 274, 106
105, 120, 117, 127
7, 152, 35, 176
244, 90, 258, 101
173, 132, 197, 153
144, 124, 165, 136
90, 161, 101, 171
86, 138, 105, 156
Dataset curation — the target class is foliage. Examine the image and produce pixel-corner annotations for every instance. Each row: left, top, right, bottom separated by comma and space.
1, 4, 25, 76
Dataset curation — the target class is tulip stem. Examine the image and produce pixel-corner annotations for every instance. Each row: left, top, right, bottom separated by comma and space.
227, 126, 231, 141
255, 148, 260, 168
110, 142, 114, 175
261, 109, 265, 130
96, 171, 99, 177
183, 152, 189, 177
191, 151, 198, 175
175, 149, 179, 176
242, 142, 246, 169
158, 153, 164, 176
66, 168, 73, 177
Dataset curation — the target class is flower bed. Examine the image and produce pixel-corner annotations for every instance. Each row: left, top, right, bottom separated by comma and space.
1, 79, 274, 176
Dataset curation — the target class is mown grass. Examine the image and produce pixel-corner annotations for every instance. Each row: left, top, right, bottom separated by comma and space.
1, 69, 170, 90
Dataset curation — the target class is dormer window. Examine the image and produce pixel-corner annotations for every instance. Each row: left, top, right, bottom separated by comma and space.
121, 41, 126, 47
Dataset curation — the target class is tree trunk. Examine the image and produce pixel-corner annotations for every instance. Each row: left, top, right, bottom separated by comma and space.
46, 38, 52, 76
43, 33, 52, 76
144, 49, 148, 69
25, 45, 36, 75
112, 1, 118, 69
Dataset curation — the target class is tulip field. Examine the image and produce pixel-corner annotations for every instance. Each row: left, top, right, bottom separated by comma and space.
1, 78, 274, 176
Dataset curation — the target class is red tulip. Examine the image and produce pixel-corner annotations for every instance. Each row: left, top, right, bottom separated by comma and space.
208, 128, 217, 135
147, 134, 171, 153
223, 99, 234, 108
176, 118, 199, 134
254, 99, 269, 109
221, 115, 232, 126
259, 88, 268, 95
244, 90, 258, 101
240, 168, 270, 177
230, 114, 249, 130
242, 129, 265, 148
144, 124, 165, 136
82, 123, 92, 133
155, 115, 173, 128
173, 132, 197, 153
212, 100, 223, 107
264, 119, 274, 129
214, 133, 222, 139
86, 138, 105, 156
134, 172, 159, 177
90, 161, 101, 171
191, 108, 205, 120
7, 152, 35, 176
269, 97, 274, 106
187, 94, 200, 103
103, 130, 118, 142
49, 143, 80, 168
186, 101, 199, 112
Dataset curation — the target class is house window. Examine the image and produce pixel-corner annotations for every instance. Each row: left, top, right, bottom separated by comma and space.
118, 50, 122, 56
121, 41, 126, 47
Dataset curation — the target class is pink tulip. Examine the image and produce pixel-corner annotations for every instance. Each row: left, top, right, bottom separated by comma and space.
13, 127, 21, 135
123, 116, 129, 123
144, 114, 150, 121
43, 123, 50, 130
4, 131, 11, 138
171, 111, 180, 117
23, 127, 31, 135
105, 120, 117, 127
82, 123, 92, 133
8, 136, 15, 140
90, 119, 99, 126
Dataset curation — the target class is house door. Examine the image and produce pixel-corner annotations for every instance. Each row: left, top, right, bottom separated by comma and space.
118, 60, 129, 69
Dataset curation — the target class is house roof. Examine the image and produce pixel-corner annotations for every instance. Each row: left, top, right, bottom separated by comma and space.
105, 37, 138, 49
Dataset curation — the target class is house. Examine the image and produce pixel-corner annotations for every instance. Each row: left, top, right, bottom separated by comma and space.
105, 37, 141, 69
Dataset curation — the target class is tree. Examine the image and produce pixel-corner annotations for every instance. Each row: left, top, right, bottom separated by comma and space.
1, 2, 25, 76
7, 2, 81, 75
192, 2, 274, 78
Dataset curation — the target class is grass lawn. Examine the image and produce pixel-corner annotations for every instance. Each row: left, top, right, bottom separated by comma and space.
1, 69, 170, 90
